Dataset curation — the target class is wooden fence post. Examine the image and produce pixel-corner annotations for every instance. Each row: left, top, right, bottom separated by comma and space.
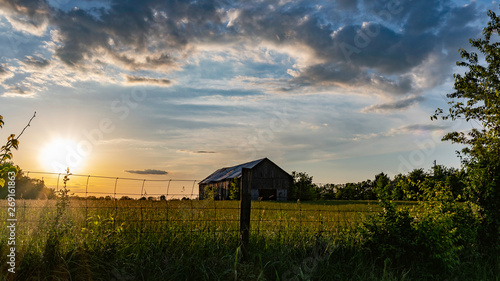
239, 168, 252, 254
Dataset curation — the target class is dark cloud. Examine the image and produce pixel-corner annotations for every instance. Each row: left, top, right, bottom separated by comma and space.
178, 149, 217, 154
399, 124, 448, 133
49, 0, 228, 69
230, 1, 482, 95
3, 85, 31, 96
378, 123, 450, 137
23, 55, 50, 68
336, 0, 358, 11
0, 0, 484, 96
125, 169, 168, 175
292, 62, 414, 95
0, 64, 14, 83
126, 75, 171, 86
362, 95, 425, 113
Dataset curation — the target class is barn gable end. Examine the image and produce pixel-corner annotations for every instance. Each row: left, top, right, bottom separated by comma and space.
199, 158, 291, 201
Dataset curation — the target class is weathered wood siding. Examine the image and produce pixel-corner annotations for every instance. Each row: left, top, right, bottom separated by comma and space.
249, 159, 291, 201
199, 158, 291, 201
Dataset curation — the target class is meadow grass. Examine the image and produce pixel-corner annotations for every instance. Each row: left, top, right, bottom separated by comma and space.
0, 199, 497, 280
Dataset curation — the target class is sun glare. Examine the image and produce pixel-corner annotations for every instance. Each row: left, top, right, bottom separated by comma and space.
39, 138, 87, 173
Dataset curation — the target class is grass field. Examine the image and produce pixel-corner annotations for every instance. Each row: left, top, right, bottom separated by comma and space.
0, 199, 387, 247
0, 199, 497, 280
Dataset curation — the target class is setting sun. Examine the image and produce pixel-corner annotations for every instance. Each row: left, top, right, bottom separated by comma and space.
39, 138, 87, 173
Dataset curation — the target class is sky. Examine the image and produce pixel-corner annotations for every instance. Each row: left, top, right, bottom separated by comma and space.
0, 0, 498, 186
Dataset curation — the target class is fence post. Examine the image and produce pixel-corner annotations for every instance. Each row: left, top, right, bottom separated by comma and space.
239, 168, 252, 254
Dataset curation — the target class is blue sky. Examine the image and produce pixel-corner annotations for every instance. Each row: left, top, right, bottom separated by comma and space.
0, 0, 498, 183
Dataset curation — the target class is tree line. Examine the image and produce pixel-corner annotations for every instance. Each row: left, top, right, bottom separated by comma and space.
0, 162, 55, 199
289, 162, 466, 201
0, 160, 466, 202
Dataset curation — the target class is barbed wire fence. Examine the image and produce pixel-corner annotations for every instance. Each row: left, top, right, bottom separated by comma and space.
2, 171, 381, 250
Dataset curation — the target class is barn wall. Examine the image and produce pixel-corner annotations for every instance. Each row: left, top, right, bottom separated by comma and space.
199, 158, 292, 201
250, 159, 291, 190
277, 189, 287, 201
199, 184, 205, 200
249, 159, 291, 201
199, 180, 232, 200
251, 189, 259, 200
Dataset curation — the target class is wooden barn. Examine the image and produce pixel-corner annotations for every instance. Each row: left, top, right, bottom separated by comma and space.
198, 158, 292, 201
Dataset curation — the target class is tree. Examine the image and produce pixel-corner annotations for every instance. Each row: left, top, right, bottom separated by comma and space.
374, 172, 392, 200
0, 112, 36, 187
289, 171, 318, 201
0, 162, 55, 199
317, 183, 337, 200
229, 177, 240, 200
432, 8, 500, 250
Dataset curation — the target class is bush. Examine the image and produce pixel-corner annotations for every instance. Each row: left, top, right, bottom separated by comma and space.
360, 184, 480, 273
360, 200, 417, 267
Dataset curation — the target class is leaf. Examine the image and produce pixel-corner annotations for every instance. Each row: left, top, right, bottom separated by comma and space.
11, 139, 19, 149
0, 178, 4, 188
1, 152, 12, 160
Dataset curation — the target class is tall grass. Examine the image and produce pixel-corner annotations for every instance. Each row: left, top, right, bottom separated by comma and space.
0, 199, 498, 280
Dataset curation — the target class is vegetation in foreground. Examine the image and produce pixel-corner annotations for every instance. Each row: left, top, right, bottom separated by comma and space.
0, 170, 498, 281
0, 195, 498, 280
1, 6, 500, 281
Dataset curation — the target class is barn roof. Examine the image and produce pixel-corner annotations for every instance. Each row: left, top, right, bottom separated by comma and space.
199, 158, 267, 184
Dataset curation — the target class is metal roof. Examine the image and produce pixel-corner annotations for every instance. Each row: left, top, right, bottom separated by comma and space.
199, 158, 267, 184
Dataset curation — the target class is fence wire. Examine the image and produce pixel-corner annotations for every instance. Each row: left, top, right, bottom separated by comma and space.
1, 172, 380, 248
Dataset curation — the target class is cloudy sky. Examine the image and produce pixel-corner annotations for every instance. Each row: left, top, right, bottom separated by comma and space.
0, 0, 497, 184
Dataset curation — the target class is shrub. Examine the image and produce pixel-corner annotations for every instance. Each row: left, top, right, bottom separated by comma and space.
360, 183, 480, 273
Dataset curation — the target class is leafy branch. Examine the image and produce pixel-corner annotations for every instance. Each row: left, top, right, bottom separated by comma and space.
0, 111, 36, 165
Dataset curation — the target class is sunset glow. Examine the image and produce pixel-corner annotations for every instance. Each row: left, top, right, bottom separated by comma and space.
0, 0, 496, 183
39, 138, 87, 173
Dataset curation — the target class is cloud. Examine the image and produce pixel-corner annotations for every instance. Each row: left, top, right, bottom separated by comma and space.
125, 169, 168, 175
178, 149, 217, 154
362, 95, 425, 113
336, 0, 358, 10
23, 55, 50, 68
0, 0, 50, 36
0, 0, 485, 96
0, 64, 14, 82
2, 85, 35, 97
353, 123, 449, 140
396, 124, 448, 133
384, 123, 449, 137
291, 63, 414, 95
125, 75, 172, 86
47, 0, 228, 70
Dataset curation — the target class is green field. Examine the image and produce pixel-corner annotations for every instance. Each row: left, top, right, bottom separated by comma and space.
0, 199, 497, 281
0, 199, 387, 247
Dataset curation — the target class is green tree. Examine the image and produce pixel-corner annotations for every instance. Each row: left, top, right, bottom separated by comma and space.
204, 185, 217, 200
0, 162, 54, 199
0, 112, 36, 187
289, 171, 318, 201
229, 177, 240, 200
432, 8, 500, 251
374, 172, 392, 200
